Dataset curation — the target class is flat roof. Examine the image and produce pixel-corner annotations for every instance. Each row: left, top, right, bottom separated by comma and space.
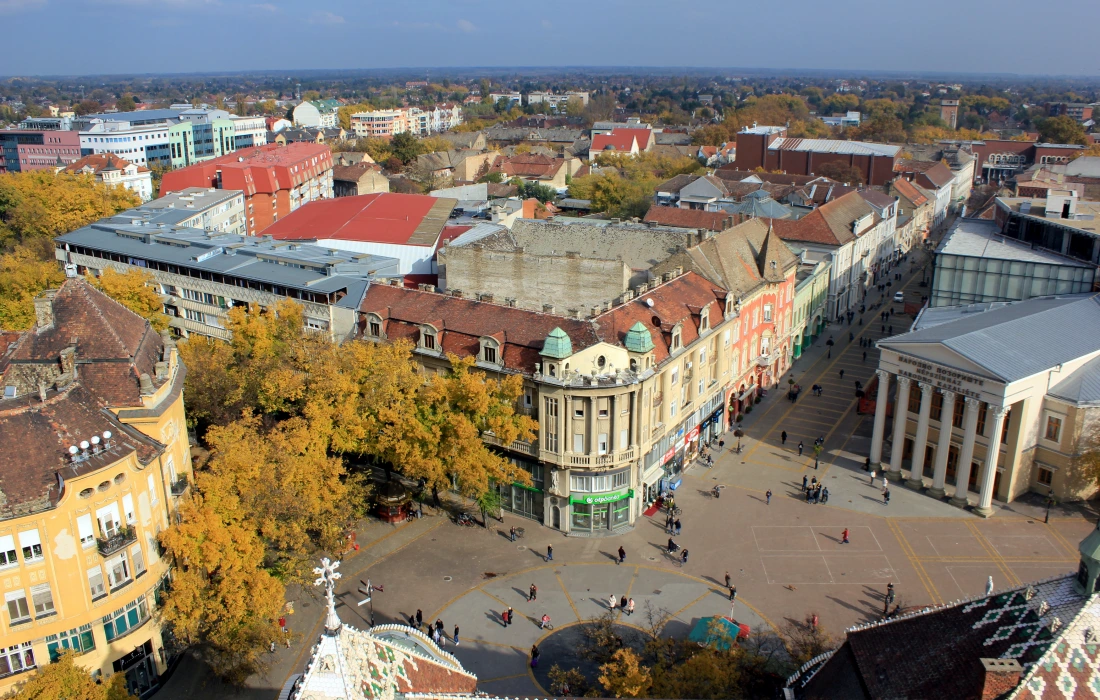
265, 192, 458, 247
86, 109, 182, 123
770, 137, 901, 157
937, 218, 1093, 266
998, 196, 1100, 235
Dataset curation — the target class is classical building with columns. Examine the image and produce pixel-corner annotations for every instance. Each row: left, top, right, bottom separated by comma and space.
869, 294, 1100, 515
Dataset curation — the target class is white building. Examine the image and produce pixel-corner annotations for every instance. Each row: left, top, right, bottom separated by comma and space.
292, 99, 340, 128
74, 109, 180, 166
229, 115, 268, 148
63, 153, 153, 201
131, 187, 247, 236
488, 92, 522, 107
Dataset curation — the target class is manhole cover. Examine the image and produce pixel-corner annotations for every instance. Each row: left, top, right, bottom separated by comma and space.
517, 545, 527, 551
443, 576, 453, 582
302, 602, 311, 608
647, 556, 657, 561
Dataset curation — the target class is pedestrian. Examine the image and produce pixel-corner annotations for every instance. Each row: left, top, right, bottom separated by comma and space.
546, 544, 553, 562
674, 519, 682, 536
270, 640, 276, 653
870, 469, 876, 485
507, 607, 514, 626
620, 595, 628, 610
510, 526, 516, 542
718, 439, 724, 450
813, 486, 821, 504
454, 625, 460, 646
725, 571, 732, 588
627, 598, 635, 616
285, 627, 291, 648
529, 584, 537, 602
839, 369, 845, 379
863, 351, 867, 362
618, 545, 626, 565
781, 430, 788, 445
531, 644, 540, 668
418, 501, 424, 519
408, 614, 417, 627
811, 476, 818, 490
882, 324, 886, 333
842, 528, 850, 544
681, 549, 689, 565
986, 576, 994, 596
798, 441, 804, 457
609, 594, 617, 610
883, 487, 891, 505
849, 331, 854, 342
416, 609, 423, 628
888, 325, 893, 334
811, 614, 819, 630
436, 619, 444, 633
822, 486, 829, 503
766, 489, 772, 505
729, 584, 737, 602
279, 616, 287, 635
806, 488, 813, 503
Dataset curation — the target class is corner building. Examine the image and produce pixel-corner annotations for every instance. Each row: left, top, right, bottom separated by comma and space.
361, 222, 797, 534
0, 277, 192, 696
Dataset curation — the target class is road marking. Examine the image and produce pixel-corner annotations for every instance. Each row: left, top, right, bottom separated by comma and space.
555, 570, 581, 621
886, 518, 942, 605
667, 588, 717, 621
1046, 523, 1080, 559
965, 521, 1020, 587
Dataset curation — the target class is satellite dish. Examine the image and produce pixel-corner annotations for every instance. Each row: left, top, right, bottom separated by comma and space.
79, 441, 90, 450
102, 431, 112, 440
69, 446, 79, 455
91, 435, 100, 445
645, 298, 654, 308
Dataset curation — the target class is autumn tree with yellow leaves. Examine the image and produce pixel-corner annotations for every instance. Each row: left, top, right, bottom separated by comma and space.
88, 267, 169, 332
8, 650, 135, 700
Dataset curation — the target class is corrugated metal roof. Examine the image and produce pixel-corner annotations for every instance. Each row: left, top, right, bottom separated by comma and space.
880, 294, 1100, 382
770, 138, 901, 157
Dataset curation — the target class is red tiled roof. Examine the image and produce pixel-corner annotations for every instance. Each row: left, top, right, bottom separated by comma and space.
159, 143, 332, 197
490, 153, 564, 179
591, 132, 638, 153
64, 152, 149, 174
643, 205, 730, 231
894, 159, 955, 189
264, 192, 453, 246
770, 190, 873, 247
891, 177, 929, 207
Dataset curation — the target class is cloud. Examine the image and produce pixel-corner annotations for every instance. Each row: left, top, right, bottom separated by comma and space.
309, 10, 343, 24
250, 2, 278, 10
0, 0, 46, 11
456, 18, 475, 32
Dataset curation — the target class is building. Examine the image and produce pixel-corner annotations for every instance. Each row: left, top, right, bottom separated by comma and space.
1046, 102, 1095, 122
63, 153, 153, 202
158, 143, 334, 235
488, 92, 522, 108
993, 194, 1100, 265
894, 159, 957, 225
731, 125, 902, 187
263, 192, 464, 278
790, 255, 832, 360
54, 217, 396, 341
868, 293, 1100, 514
487, 153, 582, 189
654, 173, 701, 207
349, 109, 409, 138
0, 277, 191, 698
588, 128, 654, 161
126, 187, 247, 236
772, 190, 897, 319
292, 99, 341, 129
228, 115, 268, 149
819, 111, 861, 128
889, 177, 934, 252
643, 206, 734, 231
361, 249, 794, 533
930, 218, 1097, 308
526, 91, 590, 110
783, 525, 1100, 700
965, 139, 1086, 184
940, 98, 960, 129
0, 129, 81, 173
75, 110, 182, 167
332, 163, 389, 198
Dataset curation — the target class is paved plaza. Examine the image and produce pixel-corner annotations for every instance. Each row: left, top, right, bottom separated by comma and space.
157, 237, 1100, 699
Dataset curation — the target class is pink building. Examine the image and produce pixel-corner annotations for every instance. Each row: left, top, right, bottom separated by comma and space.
0, 130, 81, 173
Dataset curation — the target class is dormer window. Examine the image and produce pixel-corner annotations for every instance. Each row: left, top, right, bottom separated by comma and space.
671, 325, 683, 352
365, 313, 383, 338
480, 337, 501, 365
725, 295, 734, 316
420, 325, 438, 351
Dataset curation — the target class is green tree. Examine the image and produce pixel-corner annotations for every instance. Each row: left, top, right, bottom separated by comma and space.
390, 132, 424, 164
1037, 115, 1088, 145
816, 161, 864, 185
116, 94, 136, 112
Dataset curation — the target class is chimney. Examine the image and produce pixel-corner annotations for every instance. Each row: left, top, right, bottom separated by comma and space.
542, 303, 555, 314
979, 659, 1022, 700
34, 289, 59, 332
139, 373, 155, 396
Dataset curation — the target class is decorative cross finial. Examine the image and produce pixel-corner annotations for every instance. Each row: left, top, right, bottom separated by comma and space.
314, 557, 343, 634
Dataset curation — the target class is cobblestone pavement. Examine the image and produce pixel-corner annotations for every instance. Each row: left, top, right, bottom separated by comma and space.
159, 227, 1099, 699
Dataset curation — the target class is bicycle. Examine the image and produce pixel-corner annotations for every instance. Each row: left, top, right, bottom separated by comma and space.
669, 506, 682, 516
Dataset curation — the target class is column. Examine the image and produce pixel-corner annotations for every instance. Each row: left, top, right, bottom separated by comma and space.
950, 398, 981, 508
905, 382, 934, 490
974, 405, 1008, 517
927, 390, 956, 499
869, 369, 891, 465
886, 377, 911, 481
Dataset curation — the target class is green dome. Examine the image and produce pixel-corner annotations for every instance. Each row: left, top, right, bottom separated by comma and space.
1081, 522, 1100, 562
540, 327, 573, 359
624, 321, 655, 353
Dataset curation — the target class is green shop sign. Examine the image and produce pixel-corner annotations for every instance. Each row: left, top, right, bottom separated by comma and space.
570, 489, 634, 505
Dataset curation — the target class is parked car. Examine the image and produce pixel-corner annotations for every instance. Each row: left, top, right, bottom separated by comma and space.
894, 292, 905, 303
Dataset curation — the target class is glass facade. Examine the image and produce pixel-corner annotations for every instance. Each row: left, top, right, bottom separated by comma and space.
495, 456, 544, 522
931, 252, 1095, 308
570, 496, 631, 532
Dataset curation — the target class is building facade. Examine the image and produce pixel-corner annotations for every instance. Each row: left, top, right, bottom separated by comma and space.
0, 278, 192, 697
732, 125, 901, 187
63, 153, 153, 202
0, 130, 82, 173
868, 294, 1100, 514
292, 99, 340, 129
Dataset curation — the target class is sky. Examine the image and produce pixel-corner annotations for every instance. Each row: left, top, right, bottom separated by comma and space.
2, 0, 1099, 78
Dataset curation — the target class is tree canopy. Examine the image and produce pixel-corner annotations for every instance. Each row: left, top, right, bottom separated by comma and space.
8, 650, 135, 700
0, 170, 140, 249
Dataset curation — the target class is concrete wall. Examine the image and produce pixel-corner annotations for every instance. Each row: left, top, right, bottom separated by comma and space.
441, 247, 630, 313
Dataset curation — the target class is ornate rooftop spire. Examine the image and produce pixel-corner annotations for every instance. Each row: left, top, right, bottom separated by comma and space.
314, 557, 343, 635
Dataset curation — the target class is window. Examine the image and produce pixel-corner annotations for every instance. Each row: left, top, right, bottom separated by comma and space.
671, 328, 682, 351
46, 625, 95, 662
908, 385, 922, 414
573, 434, 584, 453
1045, 415, 1063, 442
570, 470, 629, 493
148, 473, 158, 506
77, 514, 95, 548
103, 596, 149, 642
122, 494, 135, 525
0, 535, 16, 568
544, 398, 559, 452
1037, 467, 1054, 486
483, 344, 497, 363
671, 366, 679, 385
574, 403, 585, 418
18, 530, 42, 563
723, 329, 731, 347
420, 327, 437, 350
930, 391, 943, 421
763, 304, 773, 322
97, 502, 121, 539
87, 566, 106, 600
131, 543, 146, 578
105, 552, 130, 590
30, 583, 54, 617
5, 591, 30, 625
598, 401, 609, 418
700, 310, 709, 331
952, 396, 965, 429
597, 433, 608, 455
0, 643, 35, 678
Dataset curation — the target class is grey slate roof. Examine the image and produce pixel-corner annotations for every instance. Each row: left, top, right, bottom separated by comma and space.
881, 294, 1100, 383
720, 195, 795, 220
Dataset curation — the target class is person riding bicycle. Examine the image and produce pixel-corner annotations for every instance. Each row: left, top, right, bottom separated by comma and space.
540, 614, 551, 629
712, 485, 721, 499
667, 538, 678, 554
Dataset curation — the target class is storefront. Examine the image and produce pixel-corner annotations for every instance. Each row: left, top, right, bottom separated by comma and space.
570, 489, 633, 532
700, 406, 726, 445
113, 639, 158, 698
496, 457, 546, 522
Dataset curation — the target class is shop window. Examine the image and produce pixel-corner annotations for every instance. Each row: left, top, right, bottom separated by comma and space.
1045, 415, 1062, 442
0, 643, 35, 678
1037, 467, 1054, 486
46, 625, 95, 662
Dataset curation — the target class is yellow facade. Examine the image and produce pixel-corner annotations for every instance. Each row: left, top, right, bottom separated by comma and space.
0, 347, 191, 695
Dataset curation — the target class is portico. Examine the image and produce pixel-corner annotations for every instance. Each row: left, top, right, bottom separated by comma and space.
868, 294, 1100, 514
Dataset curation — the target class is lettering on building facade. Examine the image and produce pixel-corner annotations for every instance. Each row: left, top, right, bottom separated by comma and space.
897, 354, 988, 399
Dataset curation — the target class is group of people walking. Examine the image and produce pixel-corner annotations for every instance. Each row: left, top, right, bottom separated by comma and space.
408, 609, 459, 647
801, 475, 829, 504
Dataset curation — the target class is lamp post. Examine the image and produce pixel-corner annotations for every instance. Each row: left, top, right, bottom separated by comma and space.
1044, 490, 1056, 525
357, 579, 375, 627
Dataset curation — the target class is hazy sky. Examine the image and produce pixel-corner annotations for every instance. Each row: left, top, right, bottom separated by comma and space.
2, 0, 1098, 77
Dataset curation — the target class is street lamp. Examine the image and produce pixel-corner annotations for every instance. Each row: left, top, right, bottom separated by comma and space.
357, 578, 380, 627
1044, 490, 1056, 524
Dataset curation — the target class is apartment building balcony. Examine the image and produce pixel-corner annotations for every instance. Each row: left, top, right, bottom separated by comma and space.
97, 526, 136, 557
170, 476, 189, 496
482, 432, 539, 457
563, 447, 637, 468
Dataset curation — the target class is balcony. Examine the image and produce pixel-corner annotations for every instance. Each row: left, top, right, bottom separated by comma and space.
481, 432, 538, 457
97, 527, 136, 557
170, 476, 189, 496
563, 447, 636, 467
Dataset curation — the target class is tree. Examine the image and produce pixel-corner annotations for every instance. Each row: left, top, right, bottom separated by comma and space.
0, 170, 141, 248
159, 495, 285, 685
1072, 144, 1100, 160
1037, 116, 1088, 145
72, 99, 102, 116
781, 614, 837, 666
391, 132, 424, 165
8, 650, 135, 700
337, 102, 373, 131
565, 95, 585, 117
599, 648, 652, 698
821, 93, 859, 114
116, 94, 136, 112
0, 243, 65, 330
548, 665, 590, 696
89, 267, 169, 331
815, 161, 864, 185
476, 488, 503, 527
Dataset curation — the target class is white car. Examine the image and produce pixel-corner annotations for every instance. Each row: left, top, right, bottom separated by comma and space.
894, 292, 905, 303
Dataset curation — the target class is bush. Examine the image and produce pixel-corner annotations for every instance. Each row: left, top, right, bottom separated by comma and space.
745, 406, 753, 414
735, 413, 743, 423
754, 396, 762, 404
